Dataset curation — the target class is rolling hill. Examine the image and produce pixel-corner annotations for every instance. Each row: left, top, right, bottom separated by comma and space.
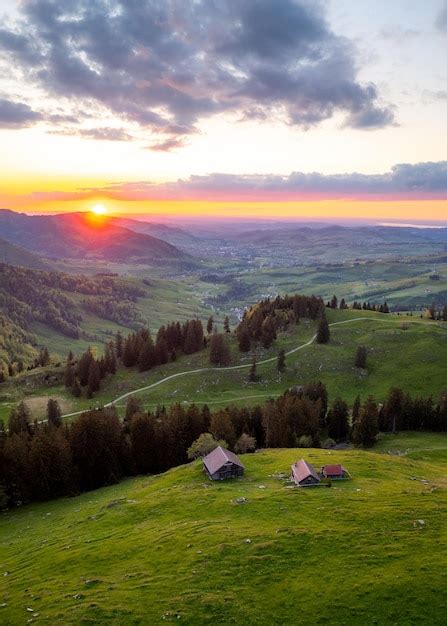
0, 432, 445, 625
0, 237, 51, 270
1, 308, 446, 424
0, 210, 191, 264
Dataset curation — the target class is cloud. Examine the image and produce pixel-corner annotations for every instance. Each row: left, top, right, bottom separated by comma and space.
436, 1, 447, 30
0, 98, 42, 128
0, 0, 395, 145
51, 127, 133, 141
31, 161, 447, 203
148, 137, 187, 152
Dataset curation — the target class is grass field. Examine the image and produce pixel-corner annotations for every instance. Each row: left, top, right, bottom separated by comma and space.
1, 309, 446, 423
0, 432, 446, 625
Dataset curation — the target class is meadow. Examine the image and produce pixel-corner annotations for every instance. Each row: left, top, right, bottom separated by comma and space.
0, 432, 446, 625
1, 309, 446, 423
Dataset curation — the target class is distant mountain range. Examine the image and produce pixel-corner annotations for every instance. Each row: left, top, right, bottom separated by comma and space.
0, 210, 191, 265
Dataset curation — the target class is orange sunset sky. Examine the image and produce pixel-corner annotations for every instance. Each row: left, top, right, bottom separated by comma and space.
0, 0, 446, 222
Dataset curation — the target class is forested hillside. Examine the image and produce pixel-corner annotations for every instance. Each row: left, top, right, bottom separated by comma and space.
0, 263, 147, 371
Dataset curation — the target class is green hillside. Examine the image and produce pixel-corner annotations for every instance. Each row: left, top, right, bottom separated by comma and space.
0, 432, 446, 625
1, 309, 446, 423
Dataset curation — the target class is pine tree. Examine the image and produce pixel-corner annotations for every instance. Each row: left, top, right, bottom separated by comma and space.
355, 345, 367, 369
72, 378, 82, 398
249, 358, 257, 382
47, 398, 62, 428
125, 396, 141, 425
87, 360, 101, 396
353, 396, 379, 447
115, 331, 123, 358
8, 401, 32, 435
209, 333, 230, 366
330, 295, 338, 309
206, 316, 214, 335
352, 395, 361, 426
138, 338, 156, 372
327, 398, 349, 441
237, 327, 251, 352
77, 348, 94, 386
277, 349, 286, 372
316, 316, 330, 344
223, 316, 230, 333
63, 355, 75, 388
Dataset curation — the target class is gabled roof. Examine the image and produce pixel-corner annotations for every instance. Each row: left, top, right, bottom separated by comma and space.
203, 446, 245, 475
291, 459, 320, 483
323, 464, 344, 476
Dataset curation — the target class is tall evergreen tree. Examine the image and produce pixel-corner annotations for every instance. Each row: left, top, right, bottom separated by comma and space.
87, 360, 101, 397
8, 402, 32, 436
47, 399, 62, 428
327, 398, 349, 441
353, 396, 379, 447
249, 358, 257, 382
206, 316, 214, 335
277, 349, 286, 372
223, 316, 231, 333
316, 316, 330, 344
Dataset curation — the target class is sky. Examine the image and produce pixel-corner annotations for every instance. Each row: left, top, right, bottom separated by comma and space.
0, 0, 446, 221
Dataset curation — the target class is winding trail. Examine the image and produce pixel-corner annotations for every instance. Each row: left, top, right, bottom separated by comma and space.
61, 317, 444, 418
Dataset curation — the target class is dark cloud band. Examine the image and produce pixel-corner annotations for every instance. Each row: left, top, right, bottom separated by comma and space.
0, 0, 395, 145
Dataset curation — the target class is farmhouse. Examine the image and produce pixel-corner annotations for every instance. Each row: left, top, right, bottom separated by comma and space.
203, 446, 245, 480
321, 464, 349, 479
291, 459, 321, 487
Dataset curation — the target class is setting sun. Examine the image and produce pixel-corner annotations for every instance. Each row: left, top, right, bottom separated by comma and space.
91, 203, 108, 216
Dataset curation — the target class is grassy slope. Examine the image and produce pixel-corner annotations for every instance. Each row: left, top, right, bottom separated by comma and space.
1, 309, 446, 423
0, 433, 446, 625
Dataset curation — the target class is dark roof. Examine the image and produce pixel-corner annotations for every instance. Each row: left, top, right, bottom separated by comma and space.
203, 446, 244, 475
291, 459, 320, 483
323, 464, 345, 476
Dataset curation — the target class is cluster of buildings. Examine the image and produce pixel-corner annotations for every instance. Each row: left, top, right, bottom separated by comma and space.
202, 446, 350, 486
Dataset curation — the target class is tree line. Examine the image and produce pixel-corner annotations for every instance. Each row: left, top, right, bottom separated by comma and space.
1, 384, 445, 509
63, 319, 205, 398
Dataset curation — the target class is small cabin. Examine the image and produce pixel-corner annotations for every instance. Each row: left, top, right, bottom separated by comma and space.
291, 459, 321, 487
203, 446, 245, 480
321, 464, 349, 480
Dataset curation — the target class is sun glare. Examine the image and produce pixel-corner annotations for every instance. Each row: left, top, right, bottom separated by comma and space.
91, 203, 107, 216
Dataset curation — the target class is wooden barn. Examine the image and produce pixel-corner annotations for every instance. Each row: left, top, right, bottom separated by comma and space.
291, 459, 321, 487
203, 446, 245, 480
321, 464, 349, 479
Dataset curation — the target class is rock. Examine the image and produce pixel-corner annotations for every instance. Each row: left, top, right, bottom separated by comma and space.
245, 538, 252, 544
26, 607, 34, 612
235, 497, 247, 504
3, 572, 9, 577
258, 485, 266, 489
417, 519, 425, 525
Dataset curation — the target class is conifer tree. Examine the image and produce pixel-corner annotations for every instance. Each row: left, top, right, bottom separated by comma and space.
8, 402, 32, 435
72, 378, 82, 398
277, 349, 286, 372
47, 399, 62, 428
327, 397, 349, 441
316, 316, 330, 344
223, 316, 230, 333
249, 358, 257, 382
206, 316, 214, 335
353, 396, 379, 447
87, 360, 101, 396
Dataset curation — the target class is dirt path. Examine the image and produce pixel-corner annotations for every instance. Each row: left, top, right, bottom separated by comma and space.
61, 317, 443, 418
